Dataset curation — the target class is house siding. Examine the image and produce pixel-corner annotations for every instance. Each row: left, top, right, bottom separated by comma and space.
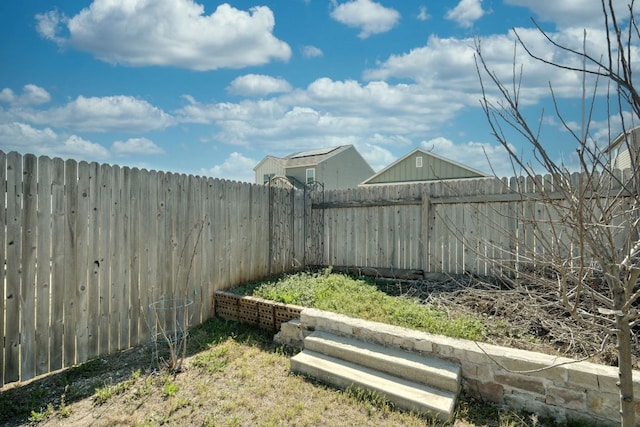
366, 151, 483, 184
610, 127, 640, 171
254, 157, 286, 184
319, 146, 374, 190
613, 149, 632, 170
286, 165, 312, 186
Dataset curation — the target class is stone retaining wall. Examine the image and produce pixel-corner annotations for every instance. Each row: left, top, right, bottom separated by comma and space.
275, 307, 640, 426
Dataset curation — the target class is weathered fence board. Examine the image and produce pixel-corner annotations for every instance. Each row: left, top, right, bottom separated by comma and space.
87, 161, 100, 360
98, 163, 112, 356
75, 161, 90, 365
36, 156, 52, 376
6, 151, 22, 384
20, 154, 37, 381
50, 158, 65, 372
63, 159, 78, 367
0, 152, 4, 387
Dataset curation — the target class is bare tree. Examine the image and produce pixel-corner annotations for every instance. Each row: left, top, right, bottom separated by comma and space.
473, 1, 639, 425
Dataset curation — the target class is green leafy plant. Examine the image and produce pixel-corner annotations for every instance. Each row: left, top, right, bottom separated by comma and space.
162, 380, 179, 398
27, 403, 53, 424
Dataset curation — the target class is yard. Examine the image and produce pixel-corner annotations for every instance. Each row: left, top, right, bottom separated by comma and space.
0, 271, 611, 426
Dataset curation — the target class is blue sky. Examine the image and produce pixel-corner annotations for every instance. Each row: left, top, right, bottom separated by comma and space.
0, 0, 636, 183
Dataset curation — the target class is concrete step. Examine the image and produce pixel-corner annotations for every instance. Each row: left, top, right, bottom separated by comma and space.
303, 330, 461, 393
290, 349, 457, 422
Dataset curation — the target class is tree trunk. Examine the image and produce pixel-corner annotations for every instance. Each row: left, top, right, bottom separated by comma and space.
616, 311, 636, 426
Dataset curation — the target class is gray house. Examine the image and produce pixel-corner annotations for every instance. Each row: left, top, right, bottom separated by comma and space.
254, 145, 375, 190
607, 125, 640, 170
361, 148, 488, 185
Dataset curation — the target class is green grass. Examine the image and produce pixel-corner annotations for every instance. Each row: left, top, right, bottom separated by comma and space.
238, 269, 485, 341
93, 369, 140, 405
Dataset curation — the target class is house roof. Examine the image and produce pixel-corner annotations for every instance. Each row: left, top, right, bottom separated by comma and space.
252, 155, 285, 171
606, 125, 640, 153
254, 145, 352, 170
283, 145, 352, 168
361, 148, 489, 185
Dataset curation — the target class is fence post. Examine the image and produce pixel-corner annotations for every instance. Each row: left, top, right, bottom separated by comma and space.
421, 185, 431, 274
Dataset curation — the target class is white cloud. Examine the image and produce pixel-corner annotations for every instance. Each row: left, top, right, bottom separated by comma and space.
0, 122, 58, 148
302, 45, 323, 58
227, 74, 293, 97
417, 6, 430, 21
178, 77, 464, 154
445, 0, 485, 28
0, 122, 109, 160
356, 143, 395, 172
59, 135, 110, 159
364, 36, 479, 89
364, 28, 610, 105
201, 152, 257, 182
420, 137, 513, 177
35, 10, 67, 44
20, 85, 51, 105
330, 0, 400, 39
0, 88, 14, 104
112, 137, 165, 155
36, 0, 291, 70
0, 85, 51, 106
504, 0, 629, 29
20, 95, 174, 132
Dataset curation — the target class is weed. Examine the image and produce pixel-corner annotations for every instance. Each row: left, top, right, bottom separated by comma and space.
163, 379, 179, 398
27, 403, 53, 424
93, 369, 140, 405
192, 344, 230, 373
131, 375, 154, 400
345, 385, 395, 413
56, 385, 73, 419
168, 397, 191, 415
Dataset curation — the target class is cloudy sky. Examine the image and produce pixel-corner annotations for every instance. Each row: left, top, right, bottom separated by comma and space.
0, 0, 636, 183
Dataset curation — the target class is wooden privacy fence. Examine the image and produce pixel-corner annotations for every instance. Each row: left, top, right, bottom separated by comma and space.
0, 151, 306, 386
2, 147, 634, 387
308, 172, 635, 276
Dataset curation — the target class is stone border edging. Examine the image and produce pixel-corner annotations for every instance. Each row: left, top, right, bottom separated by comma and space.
277, 307, 640, 426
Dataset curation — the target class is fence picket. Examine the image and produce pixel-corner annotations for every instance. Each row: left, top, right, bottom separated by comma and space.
129, 168, 141, 346
118, 167, 131, 350
87, 162, 100, 358
50, 158, 65, 371
110, 165, 124, 351
63, 159, 78, 367
98, 163, 112, 355
21, 154, 38, 381
5, 152, 23, 384
75, 161, 90, 364
0, 152, 5, 386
